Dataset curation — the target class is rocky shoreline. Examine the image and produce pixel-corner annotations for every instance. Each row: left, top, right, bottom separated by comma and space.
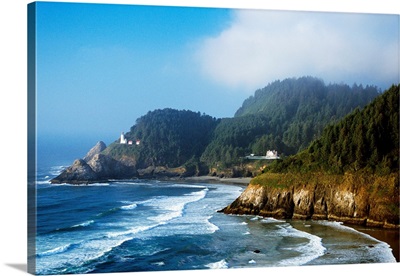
221, 173, 399, 229
51, 142, 399, 233
50, 141, 255, 185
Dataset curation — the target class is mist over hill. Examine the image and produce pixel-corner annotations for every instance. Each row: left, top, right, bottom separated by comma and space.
200, 77, 380, 168
268, 84, 399, 175
53, 76, 393, 182
96, 76, 383, 173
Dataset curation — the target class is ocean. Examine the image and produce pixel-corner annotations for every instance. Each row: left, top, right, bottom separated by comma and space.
33, 164, 397, 275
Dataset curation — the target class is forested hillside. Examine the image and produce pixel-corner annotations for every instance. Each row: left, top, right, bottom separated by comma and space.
103, 108, 219, 169
99, 77, 388, 176
268, 84, 399, 175
54, 77, 396, 182
200, 77, 380, 168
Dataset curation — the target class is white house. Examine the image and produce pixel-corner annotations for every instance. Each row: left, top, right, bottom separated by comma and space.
245, 150, 280, 160
266, 150, 279, 159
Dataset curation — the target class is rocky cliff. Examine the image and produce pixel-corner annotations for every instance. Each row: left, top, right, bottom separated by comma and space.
222, 173, 399, 229
51, 141, 137, 184
50, 141, 201, 184
83, 141, 107, 162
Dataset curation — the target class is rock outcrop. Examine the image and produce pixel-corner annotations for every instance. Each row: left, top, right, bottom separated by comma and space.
83, 141, 107, 162
51, 142, 137, 184
86, 153, 136, 179
50, 159, 99, 184
222, 173, 399, 229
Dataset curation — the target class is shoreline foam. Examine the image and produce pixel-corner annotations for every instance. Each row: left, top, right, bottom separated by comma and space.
350, 224, 399, 262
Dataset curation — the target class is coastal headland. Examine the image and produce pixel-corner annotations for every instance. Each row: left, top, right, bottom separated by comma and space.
221, 172, 399, 229
50, 80, 399, 262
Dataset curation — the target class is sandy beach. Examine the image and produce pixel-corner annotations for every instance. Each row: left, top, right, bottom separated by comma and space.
351, 225, 399, 262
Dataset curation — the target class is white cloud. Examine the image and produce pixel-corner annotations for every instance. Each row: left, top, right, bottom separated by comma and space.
195, 9, 399, 91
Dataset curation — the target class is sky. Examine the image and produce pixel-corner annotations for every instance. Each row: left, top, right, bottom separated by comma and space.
34, 1, 399, 159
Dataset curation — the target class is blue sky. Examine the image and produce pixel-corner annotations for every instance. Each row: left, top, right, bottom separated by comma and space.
35, 2, 399, 156
36, 3, 238, 145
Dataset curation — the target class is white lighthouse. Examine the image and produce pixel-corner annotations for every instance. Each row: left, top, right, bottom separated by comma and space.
120, 132, 127, 144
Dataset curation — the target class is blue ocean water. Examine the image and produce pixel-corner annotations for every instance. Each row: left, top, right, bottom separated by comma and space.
34, 164, 397, 275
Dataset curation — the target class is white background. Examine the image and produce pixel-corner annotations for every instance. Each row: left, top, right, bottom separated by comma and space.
0, 1, 399, 276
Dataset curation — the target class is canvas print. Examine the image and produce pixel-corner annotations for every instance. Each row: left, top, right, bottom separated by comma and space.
27, 1, 399, 275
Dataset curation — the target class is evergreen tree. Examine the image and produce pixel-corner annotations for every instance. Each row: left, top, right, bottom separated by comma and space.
268, 84, 399, 175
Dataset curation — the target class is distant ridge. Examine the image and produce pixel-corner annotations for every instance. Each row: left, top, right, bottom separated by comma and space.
222, 84, 399, 229
201, 76, 380, 168
52, 76, 387, 182
269, 84, 399, 175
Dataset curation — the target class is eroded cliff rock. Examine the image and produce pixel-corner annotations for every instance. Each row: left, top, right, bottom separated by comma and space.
51, 142, 137, 184
50, 159, 98, 184
83, 141, 107, 162
222, 173, 399, 229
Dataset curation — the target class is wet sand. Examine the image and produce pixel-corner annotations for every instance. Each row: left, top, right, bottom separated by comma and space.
350, 224, 399, 262
172, 176, 400, 262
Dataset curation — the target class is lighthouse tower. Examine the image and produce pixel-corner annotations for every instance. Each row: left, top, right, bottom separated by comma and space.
120, 132, 127, 144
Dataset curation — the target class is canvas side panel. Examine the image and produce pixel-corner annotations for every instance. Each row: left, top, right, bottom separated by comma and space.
27, 2, 37, 275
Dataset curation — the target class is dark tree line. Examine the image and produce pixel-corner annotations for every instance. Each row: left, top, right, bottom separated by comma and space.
200, 77, 380, 167
199, 114, 271, 167
104, 77, 392, 174
105, 108, 219, 168
269, 84, 399, 175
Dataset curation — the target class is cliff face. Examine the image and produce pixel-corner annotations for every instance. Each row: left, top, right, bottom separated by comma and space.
83, 141, 107, 162
50, 159, 99, 184
222, 173, 399, 229
50, 141, 198, 184
51, 142, 137, 184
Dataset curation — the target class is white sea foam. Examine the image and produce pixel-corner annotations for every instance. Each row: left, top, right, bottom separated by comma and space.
105, 224, 156, 238
35, 181, 249, 274
317, 220, 386, 242
206, 216, 220, 233
250, 215, 264, 220
315, 220, 396, 263
50, 183, 110, 187
205, 259, 228, 269
120, 203, 138, 210
38, 243, 73, 257
36, 180, 51, 185
260, 217, 286, 224
87, 183, 110, 186
276, 224, 326, 266
145, 188, 208, 224
38, 230, 142, 274
37, 196, 171, 274
49, 165, 67, 176
72, 220, 94, 228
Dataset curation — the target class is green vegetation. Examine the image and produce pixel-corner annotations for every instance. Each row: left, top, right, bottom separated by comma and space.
200, 76, 380, 167
101, 77, 397, 180
267, 84, 399, 175
104, 108, 219, 169
200, 114, 271, 167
